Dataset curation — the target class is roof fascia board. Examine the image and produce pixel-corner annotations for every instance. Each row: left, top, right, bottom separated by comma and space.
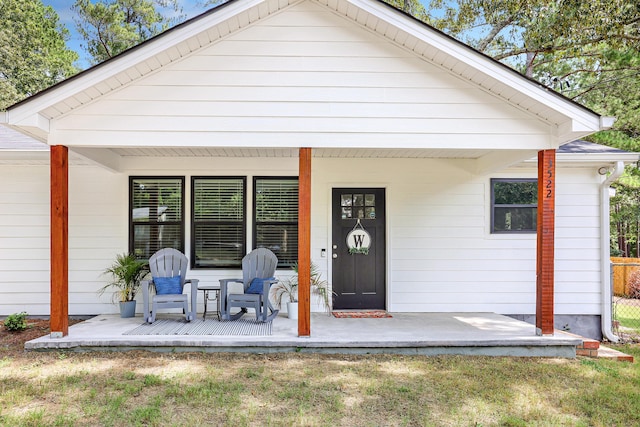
517, 152, 639, 166
555, 118, 608, 144
348, 0, 603, 129
556, 153, 639, 164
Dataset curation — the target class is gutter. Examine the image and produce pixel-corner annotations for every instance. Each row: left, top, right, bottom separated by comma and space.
600, 161, 624, 343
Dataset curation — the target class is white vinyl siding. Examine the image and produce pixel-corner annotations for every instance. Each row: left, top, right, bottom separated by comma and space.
50, 1, 552, 149
0, 157, 605, 317
0, 166, 49, 315
313, 158, 602, 316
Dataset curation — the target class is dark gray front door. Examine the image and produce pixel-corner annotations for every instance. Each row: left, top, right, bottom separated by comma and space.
332, 188, 385, 309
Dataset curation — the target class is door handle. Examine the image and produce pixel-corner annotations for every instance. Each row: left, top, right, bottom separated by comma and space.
332, 253, 338, 259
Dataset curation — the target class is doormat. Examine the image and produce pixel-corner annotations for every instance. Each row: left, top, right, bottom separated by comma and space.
332, 310, 392, 318
124, 318, 272, 336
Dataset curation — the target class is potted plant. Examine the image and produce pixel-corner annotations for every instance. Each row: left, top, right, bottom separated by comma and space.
99, 253, 149, 318
271, 262, 333, 319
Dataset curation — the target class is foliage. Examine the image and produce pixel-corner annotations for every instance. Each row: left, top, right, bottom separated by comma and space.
423, 1, 640, 81
628, 271, 640, 300
72, 0, 183, 64
420, 1, 640, 248
610, 177, 640, 257
100, 253, 150, 302
270, 262, 333, 312
3, 312, 27, 332
0, 0, 78, 110
422, 1, 640, 150
348, 247, 369, 255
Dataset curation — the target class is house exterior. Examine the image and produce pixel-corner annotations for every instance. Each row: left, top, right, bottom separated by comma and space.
1, 0, 636, 340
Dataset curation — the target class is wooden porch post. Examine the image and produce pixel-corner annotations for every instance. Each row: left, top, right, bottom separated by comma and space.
51, 145, 69, 337
536, 149, 555, 335
298, 148, 311, 336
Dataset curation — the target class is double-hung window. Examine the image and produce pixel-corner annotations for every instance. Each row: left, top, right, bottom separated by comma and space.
491, 178, 537, 233
191, 177, 246, 268
130, 177, 184, 259
253, 177, 299, 267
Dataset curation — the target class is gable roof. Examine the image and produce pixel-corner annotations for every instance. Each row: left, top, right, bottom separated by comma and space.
2, 0, 612, 147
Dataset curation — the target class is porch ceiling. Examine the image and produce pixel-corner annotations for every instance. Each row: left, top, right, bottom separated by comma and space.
109, 146, 490, 159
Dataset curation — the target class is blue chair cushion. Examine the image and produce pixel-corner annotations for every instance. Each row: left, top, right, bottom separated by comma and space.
246, 277, 275, 294
153, 276, 182, 295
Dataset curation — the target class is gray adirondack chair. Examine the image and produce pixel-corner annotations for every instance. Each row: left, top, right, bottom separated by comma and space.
142, 248, 199, 324
220, 248, 279, 322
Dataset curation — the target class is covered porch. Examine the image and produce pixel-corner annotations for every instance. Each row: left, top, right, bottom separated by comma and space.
1, 0, 618, 344
25, 312, 582, 357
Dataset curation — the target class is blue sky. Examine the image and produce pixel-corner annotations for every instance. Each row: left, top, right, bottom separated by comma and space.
42, 1, 210, 69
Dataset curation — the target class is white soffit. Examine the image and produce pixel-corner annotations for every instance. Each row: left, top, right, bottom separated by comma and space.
110, 147, 489, 158
4, 0, 603, 138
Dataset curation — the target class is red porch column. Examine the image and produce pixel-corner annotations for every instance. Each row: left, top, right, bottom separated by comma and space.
536, 149, 555, 335
298, 147, 311, 336
51, 145, 69, 337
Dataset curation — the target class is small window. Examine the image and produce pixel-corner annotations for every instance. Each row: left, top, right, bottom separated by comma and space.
254, 177, 298, 267
491, 179, 537, 233
130, 177, 184, 259
191, 177, 246, 268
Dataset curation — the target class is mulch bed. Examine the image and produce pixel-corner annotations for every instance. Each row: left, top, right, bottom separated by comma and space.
332, 310, 392, 318
0, 318, 83, 353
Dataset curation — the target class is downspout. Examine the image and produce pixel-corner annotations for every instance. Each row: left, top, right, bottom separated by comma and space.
601, 161, 624, 343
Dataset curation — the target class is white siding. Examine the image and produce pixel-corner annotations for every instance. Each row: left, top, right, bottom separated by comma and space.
0, 157, 604, 317
312, 158, 604, 316
50, 1, 552, 149
0, 166, 49, 315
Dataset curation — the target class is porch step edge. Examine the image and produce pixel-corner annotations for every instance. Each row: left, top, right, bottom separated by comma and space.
557, 330, 634, 362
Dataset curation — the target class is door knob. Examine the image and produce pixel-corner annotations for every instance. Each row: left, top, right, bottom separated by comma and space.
332, 253, 338, 259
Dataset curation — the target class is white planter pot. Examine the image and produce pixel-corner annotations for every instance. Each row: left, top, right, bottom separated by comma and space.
287, 301, 299, 319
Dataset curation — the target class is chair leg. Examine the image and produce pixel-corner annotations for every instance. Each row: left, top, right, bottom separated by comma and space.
183, 300, 191, 321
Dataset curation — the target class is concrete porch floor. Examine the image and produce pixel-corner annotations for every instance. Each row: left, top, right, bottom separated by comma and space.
25, 312, 584, 357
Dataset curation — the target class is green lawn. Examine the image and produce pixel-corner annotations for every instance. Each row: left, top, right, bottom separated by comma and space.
614, 299, 640, 337
1, 346, 639, 426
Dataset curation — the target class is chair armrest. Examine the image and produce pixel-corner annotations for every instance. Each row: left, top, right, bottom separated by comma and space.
261, 278, 278, 296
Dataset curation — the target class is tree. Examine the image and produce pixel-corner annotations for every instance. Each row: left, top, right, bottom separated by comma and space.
419, 2, 640, 255
423, 1, 639, 79
73, 0, 183, 64
421, 1, 640, 143
0, 0, 78, 110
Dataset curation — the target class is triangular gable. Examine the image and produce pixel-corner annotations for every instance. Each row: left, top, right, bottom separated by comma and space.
2, 0, 611, 153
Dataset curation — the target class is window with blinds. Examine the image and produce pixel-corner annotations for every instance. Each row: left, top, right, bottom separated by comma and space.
192, 177, 246, 268
130, 177, 184, 259
254, 177, 299, 267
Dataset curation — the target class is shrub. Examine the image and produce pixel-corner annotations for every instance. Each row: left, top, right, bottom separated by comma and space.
628, 270, 640, 299
3, 312, 28, 332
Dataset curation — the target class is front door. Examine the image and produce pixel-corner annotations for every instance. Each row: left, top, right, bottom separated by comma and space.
332, 188, 385, 309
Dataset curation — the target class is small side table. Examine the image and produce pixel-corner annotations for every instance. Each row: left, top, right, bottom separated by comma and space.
198, 283, 221, 320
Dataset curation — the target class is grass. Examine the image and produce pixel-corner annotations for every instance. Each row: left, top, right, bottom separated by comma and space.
613, 298, 640, 340
1, 344, 640, 426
